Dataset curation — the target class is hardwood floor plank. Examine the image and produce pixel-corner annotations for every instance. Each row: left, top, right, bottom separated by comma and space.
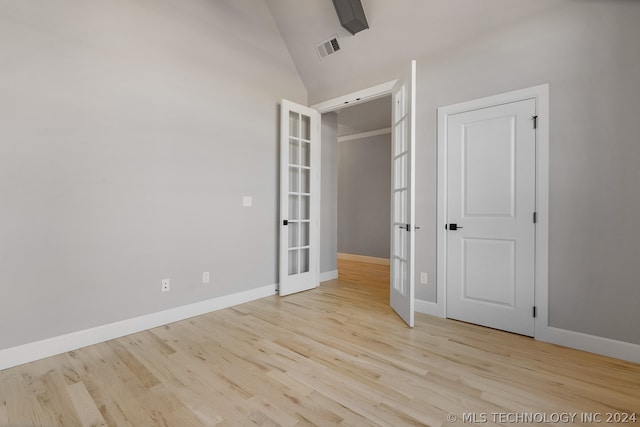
1, 278, 639, 426
0, 400, 7, 426
66, 381, 108, 427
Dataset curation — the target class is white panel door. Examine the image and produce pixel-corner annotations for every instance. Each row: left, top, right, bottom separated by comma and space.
446, 99, 536, 336
279, 100, 320, 296
390, 61, 416, 327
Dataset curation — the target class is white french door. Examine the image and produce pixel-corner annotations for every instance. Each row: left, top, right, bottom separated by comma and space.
390, 61, 416, 327
445, 98, 536, 336
279, 100, 321, 296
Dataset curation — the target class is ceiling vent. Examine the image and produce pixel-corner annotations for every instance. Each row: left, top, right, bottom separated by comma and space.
315, 35, 341, 60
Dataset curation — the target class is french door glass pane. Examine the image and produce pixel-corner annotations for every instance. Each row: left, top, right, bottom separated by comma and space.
393, 258, 402, 292
393, 86, 405, 123
289, 139, 300, 165
288, 222, 299, 248
394, 191, 406, 223
300, 195, 310, 220
300, 221, 309, 246
394, 227, 401, 258
289, 195, 299, 219
402, 119, 409, 153
394, 121, 405, 156
301, 168, 310, 193
300, 248, 310, 273
300, 142, 310, 166
301, 115, 311, 140
288, 249, 299, 275
401, 260, 409, 295
399, 226, 406, 258
289, 112, 300, 138
289, 166, 299, 192
393, 226, 407, 260
394, 155, 407, 188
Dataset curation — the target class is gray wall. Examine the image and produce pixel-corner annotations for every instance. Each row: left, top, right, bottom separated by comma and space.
0, 0, 306, 350
411, 1, 640, 345
320, 113, 338, 274
338, 134, 391, 259
309, 2, 640, 345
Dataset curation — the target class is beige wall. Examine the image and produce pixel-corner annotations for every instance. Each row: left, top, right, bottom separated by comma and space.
337, 134, 391, 259
0, 0, 306, 350
321, 113, 338, 273
308, 1, 640, 345
411, 2, 640, 344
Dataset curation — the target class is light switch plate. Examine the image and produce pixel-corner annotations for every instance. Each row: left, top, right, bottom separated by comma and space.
420, 272, 428, 285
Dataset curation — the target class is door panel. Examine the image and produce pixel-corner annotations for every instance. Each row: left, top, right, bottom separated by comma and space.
390, 61, 416, 327
463, 238, 515, 306
464, 116, 515, 217
280, 100, 320, 296
446, 99, 536, 336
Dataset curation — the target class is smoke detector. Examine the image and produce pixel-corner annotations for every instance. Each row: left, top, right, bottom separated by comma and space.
315, 35, 341, 60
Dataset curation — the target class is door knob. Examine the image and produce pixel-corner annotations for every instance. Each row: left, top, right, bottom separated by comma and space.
446, 223, 463, 230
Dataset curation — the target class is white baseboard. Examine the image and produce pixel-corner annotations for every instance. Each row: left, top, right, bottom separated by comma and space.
414, 299, 640, 364
537, 326, 640, 364
4, 285, 638, 370
0, 284, 277, 371
320, 270, 338, 282
415, 298, 445, 318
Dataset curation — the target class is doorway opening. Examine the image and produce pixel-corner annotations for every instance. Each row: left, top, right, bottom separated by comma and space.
312, 63, 416, 327
329, 96, 392, 291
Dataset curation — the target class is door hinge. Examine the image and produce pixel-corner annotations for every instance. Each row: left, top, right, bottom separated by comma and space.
533, 306, 537, 318
533, 212, 537, 224
532, 115, 538, 129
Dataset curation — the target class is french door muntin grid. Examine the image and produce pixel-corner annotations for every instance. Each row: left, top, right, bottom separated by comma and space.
287, 111, 312, 276
392, 89, 409, 295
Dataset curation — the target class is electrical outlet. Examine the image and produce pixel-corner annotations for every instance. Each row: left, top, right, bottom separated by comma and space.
203, 272, 210, 284
242, 196, 252, 207
161, 278, 170, 292
420, 272, 428, 285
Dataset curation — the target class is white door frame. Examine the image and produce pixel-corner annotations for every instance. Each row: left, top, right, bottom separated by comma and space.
437, 84, 549, 338
310, 80, 397, 113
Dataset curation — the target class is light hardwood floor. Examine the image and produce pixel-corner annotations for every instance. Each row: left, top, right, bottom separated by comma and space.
337, 253, 390, 287
1, 279, 639, 426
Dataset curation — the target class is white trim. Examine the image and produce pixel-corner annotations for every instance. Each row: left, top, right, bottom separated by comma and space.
414, 301, 640, 363
337, 128, 391, 143
532, 85, 550, 339
320, 270, 338, 282
414, 299, 442, 317
538, 327, 640, 364
311, 80, 397, 113
0, 284, 277, 371
436, 84, 550, 329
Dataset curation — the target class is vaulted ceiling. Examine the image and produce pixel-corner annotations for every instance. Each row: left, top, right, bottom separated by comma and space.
265, 0, 558, 104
